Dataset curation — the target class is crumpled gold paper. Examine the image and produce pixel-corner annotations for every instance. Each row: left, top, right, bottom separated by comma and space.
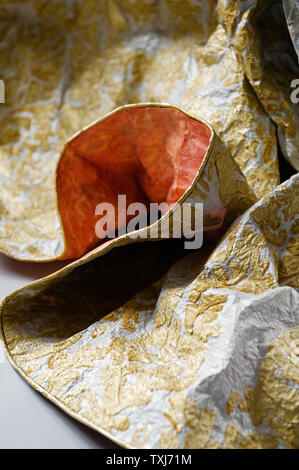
0, 0, 298, 449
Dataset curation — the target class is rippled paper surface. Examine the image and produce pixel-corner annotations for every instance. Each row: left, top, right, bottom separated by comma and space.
0, 0, 298, 449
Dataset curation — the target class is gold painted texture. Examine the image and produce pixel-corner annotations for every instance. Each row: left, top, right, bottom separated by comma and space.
0, 0, 298, 449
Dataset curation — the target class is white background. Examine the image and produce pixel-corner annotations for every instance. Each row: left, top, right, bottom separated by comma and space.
0, 253, 120, 449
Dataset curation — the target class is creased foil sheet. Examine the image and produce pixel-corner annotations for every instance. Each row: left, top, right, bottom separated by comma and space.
0, 0, 298, 449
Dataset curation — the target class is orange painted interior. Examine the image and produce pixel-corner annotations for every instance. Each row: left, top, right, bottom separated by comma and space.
57, 106, 211, 259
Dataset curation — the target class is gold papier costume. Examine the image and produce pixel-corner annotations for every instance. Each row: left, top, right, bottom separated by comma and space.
0, 0, 298, 449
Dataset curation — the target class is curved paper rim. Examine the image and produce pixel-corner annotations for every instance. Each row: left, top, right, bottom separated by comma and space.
0, 103, 217, 449
0, 102, 215, 263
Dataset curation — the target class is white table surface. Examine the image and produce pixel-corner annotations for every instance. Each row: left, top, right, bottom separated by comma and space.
0, 253, 120, 449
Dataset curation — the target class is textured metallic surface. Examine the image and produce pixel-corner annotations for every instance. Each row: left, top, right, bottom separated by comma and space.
0, 0, 298, 449
283, 0, 299, 61
1, 172, 298, 449
0, 0, 298, 260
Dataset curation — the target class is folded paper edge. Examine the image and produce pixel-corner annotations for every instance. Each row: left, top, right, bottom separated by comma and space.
0, 102, 215, 263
